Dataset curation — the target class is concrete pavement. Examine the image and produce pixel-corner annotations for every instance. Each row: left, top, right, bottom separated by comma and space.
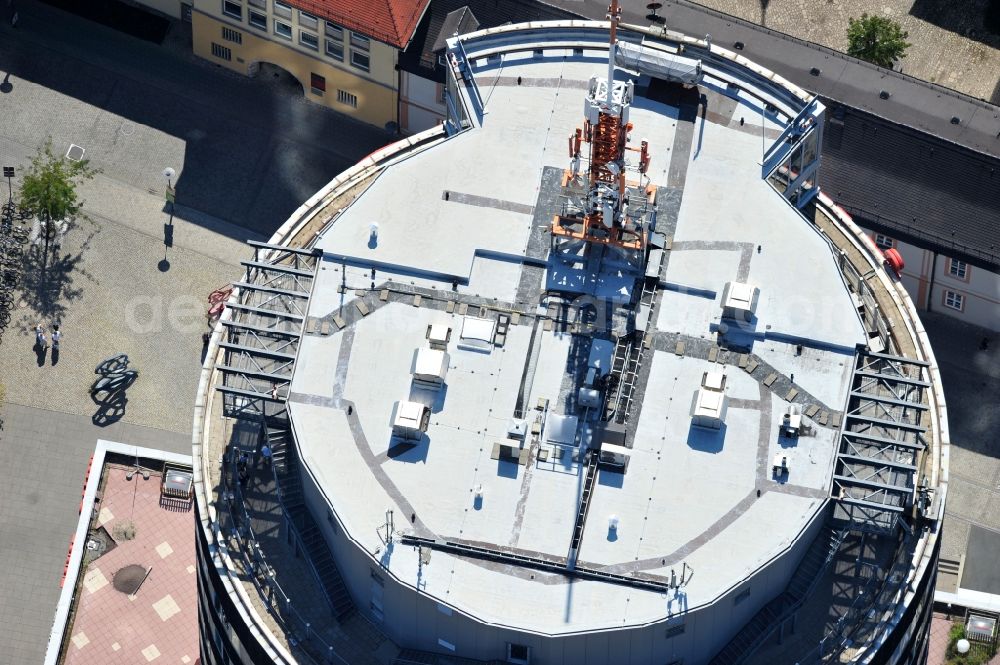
0, 0, 393, 238
0, 3, 391, 662
919, 310, 1000, 595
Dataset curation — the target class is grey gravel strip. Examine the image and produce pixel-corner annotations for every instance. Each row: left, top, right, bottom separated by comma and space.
443, 190, 535, 217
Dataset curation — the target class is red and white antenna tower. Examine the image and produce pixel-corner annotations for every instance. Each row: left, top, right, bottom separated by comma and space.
552, 0, 651, 252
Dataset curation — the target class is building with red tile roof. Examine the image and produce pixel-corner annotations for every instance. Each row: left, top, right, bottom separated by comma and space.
282, 0, 430, 48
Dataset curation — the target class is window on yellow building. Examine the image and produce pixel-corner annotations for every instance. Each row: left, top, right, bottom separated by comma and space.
222, 0, 242, 20
350, 32, 370, 71
325, 38, 344, 61
350, 32, 370, 50
299, 11, 318, 29
337, 89, 358, 108
325, 21, 345, 62
247, 0, 264, 7
249, 10, 266, 30
221, 25, 242, 44
300, 31, 318, 51
351, 50, 370, 71
211, 43, 232, 61
273, 0, 291, 18
274, 19, 291, 40
310, 73, 326, 95
326, 22, 343, 40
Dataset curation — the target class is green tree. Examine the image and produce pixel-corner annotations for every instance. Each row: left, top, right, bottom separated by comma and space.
846, 14, 912, 68
18, 138, 98, 268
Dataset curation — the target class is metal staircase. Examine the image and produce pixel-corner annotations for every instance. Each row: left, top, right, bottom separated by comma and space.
567, 452, 600, 564
709, 527, 848, 665
265, 420, 354, 621
295, 515, 354, 620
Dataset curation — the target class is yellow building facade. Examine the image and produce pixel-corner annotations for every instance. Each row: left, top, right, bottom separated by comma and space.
191, 0, 400, 129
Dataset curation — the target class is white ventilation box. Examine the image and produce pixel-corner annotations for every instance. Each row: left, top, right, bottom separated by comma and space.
391, 400, 429, 442
412, 348, 449, 389
458, 316, 496, 353
598, 442, 631, 470
691, 370, 728, 430
427, 323, 451, 350
721, 281, 759, 322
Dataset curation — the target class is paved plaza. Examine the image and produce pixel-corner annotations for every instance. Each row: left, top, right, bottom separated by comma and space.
0, 3, 390, 662
920, 311, 1000, 589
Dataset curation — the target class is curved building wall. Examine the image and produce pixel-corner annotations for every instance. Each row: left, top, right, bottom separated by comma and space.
297, 436, 832, 663
193, 20, 949, 665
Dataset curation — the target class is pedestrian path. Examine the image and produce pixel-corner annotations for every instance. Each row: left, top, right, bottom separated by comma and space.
0, 402, 188, 665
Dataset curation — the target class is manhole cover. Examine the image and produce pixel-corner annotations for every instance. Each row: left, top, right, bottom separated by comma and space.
113, 564, 147, 594
65, 144, 86, 162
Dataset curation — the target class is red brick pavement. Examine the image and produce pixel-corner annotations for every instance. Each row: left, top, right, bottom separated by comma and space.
62, 466, 197, 664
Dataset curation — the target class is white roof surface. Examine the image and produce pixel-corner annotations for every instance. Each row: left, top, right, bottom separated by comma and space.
287, 52, 863, 634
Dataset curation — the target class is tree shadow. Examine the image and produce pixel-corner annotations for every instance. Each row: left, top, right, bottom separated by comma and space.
14, 221, 98, 327
909, 0, 1000, 47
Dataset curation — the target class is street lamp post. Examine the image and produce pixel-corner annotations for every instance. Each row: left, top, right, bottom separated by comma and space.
2, 167, 14, 224
3, 166, 13, 204
163, 167, 176, 213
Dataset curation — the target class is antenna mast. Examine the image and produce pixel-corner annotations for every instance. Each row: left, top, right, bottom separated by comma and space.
550, 1, 651, 253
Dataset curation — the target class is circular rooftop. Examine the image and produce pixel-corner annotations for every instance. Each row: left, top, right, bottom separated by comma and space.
288, 31, 861, 634
196, 18, 948, 665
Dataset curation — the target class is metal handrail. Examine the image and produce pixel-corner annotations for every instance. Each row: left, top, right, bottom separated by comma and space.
265, 438, 347, 628
222, 449, 349, 665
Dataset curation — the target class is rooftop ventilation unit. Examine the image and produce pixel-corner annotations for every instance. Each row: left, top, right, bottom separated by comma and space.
691, 370, 728, 430
412, 347, 449, 389
507, 418, 528, 440
720, 281, 759, 322
598, 442, 631, 471
458, 315, 496, 353
782, 404, 803, 437
615, 41, 703, 86
426, 323, 452, 350
391, 400, 430, 442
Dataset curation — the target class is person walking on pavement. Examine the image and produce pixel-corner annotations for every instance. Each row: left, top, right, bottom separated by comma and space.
51, 324, 61, 350
35, 323, 47, 349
